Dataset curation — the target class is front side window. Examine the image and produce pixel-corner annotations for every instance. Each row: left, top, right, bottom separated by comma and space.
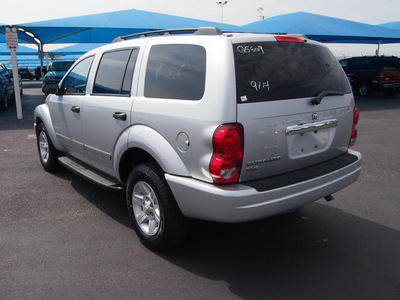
93, 48, 139, 95
144, 44, 206, 100
62, 56, 94, 95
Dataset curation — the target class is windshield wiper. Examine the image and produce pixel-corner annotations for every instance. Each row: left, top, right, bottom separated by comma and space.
311, 91, 344, 105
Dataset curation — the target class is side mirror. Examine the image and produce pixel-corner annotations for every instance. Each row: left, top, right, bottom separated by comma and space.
42, 83, 59, 96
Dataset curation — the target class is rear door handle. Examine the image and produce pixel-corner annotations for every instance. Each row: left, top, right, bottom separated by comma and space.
71, 106, 80, 113
113, 112, 127, 121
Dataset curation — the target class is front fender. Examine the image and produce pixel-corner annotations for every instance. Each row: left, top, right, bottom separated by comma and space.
34, 103, 62, 150
114, 125, 191, 177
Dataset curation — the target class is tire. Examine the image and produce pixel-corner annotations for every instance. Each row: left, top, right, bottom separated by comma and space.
358, 82, 371, 97
36, 122, 60, 172
126, 163, 188, 251
0, 91, 9, 111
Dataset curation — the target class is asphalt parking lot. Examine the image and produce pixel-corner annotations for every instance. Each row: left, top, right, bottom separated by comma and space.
1, 81, 399, 299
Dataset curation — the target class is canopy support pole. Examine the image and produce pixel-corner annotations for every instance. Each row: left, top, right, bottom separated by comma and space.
376, 40, 382, 56
6, 27, 23, 119
38, 43, 45, 79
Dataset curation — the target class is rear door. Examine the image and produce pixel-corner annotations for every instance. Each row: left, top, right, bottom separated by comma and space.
232, 38, 353, 182
81, 48, 139, 176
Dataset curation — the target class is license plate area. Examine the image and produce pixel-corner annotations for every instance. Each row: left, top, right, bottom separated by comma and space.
286, 119, 337, 158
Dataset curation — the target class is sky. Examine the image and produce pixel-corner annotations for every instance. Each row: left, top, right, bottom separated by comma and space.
1, 0, 400, 57
2, 0, 400, 26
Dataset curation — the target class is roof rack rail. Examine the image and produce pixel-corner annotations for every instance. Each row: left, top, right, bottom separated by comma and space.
112, 27, 223, 43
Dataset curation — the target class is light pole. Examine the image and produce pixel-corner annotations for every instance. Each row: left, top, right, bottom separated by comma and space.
217, 1, 228, 24
257, 7, 265, 20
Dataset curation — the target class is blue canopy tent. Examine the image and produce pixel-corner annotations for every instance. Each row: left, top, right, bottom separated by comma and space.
241, 12, 400, 44
49, 43, 106, 56
8, 9, 241, 44
1, 9, 241, 80
0, 43, 37, 55
0, 37, 41, 68
380, 21, 400, 31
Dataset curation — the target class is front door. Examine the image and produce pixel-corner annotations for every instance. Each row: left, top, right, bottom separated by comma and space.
48, 56, 94, 162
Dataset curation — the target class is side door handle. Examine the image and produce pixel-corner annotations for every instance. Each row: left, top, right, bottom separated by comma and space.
113, 112, 127, 121
71, 106, 80, 113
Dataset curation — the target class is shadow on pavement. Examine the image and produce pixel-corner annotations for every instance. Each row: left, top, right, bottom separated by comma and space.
355, 92, 400, 111
160, 204, 400, 299
0, 81, 45, 131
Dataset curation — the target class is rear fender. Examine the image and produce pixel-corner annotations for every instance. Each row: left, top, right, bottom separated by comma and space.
114, 125, 191, 178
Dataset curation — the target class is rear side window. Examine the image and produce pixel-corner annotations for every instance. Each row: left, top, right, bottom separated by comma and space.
234, 42, 351, 103
144, 45, 206, 100
93, 48, 139, 95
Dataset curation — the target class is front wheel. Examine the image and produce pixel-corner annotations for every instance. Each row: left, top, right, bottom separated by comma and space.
358, 82, 371, 97
126, 163, 188, 251
36, 123, 59, 172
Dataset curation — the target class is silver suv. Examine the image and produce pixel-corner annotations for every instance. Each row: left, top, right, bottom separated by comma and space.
35, 27, 362, 250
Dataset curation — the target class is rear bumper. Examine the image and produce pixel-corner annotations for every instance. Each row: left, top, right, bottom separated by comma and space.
166, 150, 362, 223
382, 83, 400, 89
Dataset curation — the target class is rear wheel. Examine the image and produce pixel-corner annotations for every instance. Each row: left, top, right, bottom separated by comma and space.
36, 123, 59, 172
383, 89, 396, 97
126, 163, 188, 251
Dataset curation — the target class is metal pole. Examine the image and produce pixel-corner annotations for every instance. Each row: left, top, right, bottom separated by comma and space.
10, 47, 23, 119
6, 27, 23, 119
376, 41, 382, 56
217, 1, 228, 24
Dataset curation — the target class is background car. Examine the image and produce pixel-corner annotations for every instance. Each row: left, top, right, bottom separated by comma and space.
0, 62, 23, 111
42, 60, 75, 89
340, 56, 400, 96
35, 66, 46, 80
18, 68, 34, 80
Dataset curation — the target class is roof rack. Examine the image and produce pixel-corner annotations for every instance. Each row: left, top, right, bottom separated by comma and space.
112, 27, 223, 43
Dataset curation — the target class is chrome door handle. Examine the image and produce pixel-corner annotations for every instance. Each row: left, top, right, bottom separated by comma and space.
113, 112, 127, 121
71, 106, 80, 113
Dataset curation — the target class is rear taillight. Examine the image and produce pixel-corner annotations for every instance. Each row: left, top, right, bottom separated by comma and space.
349, 107, 360, 147
274, 35, 305, 43
210, 123, 244, 184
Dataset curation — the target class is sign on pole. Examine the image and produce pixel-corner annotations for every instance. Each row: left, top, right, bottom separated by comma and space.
6, 29, 19, 50
6, 27, 23, 119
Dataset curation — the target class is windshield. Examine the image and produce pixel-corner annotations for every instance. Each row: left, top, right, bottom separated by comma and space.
233, 42, 351, 103
48, 61, 75, 72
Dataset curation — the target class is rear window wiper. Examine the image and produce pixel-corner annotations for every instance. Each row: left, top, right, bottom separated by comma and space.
311, 91, 344, 105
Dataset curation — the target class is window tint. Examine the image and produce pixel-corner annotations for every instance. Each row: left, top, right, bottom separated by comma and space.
48, 61, 74, 72
122, 49, 139, 94
63, 56, 94, 94
347, 57, 400, 71
234, 42, 351, 103
93, 48, 138, 95
0, 64, 9, 77
144, 45, 206, 100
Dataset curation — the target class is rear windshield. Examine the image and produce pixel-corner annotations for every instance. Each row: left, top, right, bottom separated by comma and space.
48, 61, 75, 72
345, 57, 400, 71
233, 42, 351, 103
